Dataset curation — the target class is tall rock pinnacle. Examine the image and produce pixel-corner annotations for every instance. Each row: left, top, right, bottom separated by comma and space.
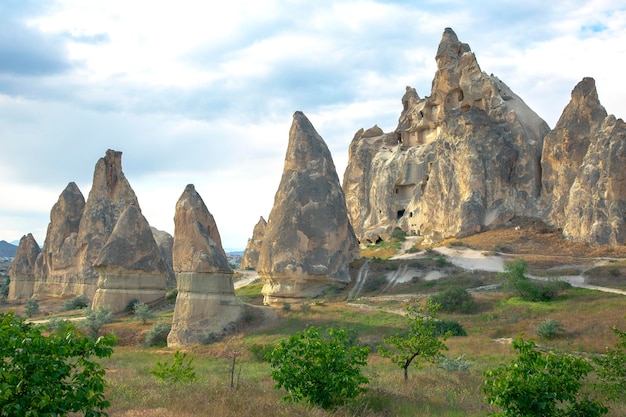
7, 234, 40, 300
257, 111, 359, 305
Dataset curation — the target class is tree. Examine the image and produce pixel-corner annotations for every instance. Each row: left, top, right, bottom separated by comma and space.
594, 326, 626, 401
81, 307, 113, 338
483, 337, 607, 417
133, 301, 155, 325
24, 299, 39, 317
0, 312, 116, 416
378, 299, 449, 381
149, 350, 196, 384
498, 258, 568, 302
267, 326, 370, 409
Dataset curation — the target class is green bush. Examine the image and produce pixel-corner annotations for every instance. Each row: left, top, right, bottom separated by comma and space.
431, 287, 475, 313
149, 350, 196, 384
165, 289, 178, 303
433, 320, 467, 337
391, 228, 406, 241
24, 299, 40, 317
133, 301, 155, 325
439, 354, 473, 372
281, 302, 291, 312
0, 312, 116, 416
64, 295, 90, 311
46, 317, 73, 334
81, 307, 113, 338
499, 259, 570, 302
267, 326, 370, 409
535, 319, 565, 339
248, 343, 274, 362
125, 298, 140, 313
436, 255, 449, 267
144, 322, 171, 347
363, 275, 388, 292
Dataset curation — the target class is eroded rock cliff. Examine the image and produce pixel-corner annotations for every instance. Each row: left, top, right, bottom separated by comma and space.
7, 234, 40, 300
240, 216, 266, 270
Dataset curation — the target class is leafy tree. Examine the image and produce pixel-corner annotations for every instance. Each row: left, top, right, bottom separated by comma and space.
81, 307, 113, 338
64, 295, 90, 311
378, 300, 449, 381
267, 326, 370, 409
24, 299, 39, 317
483, 337, 607, 416
594, 326, 626, 401
149, 350, 196, 384
499, 258, 568, 302
431, 287, 475, 313
0, 312, 116, 416
133, 301, 155, 325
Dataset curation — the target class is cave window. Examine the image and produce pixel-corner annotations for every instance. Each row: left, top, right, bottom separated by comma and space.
409, 212, 413, 218
397, 209, 405, 219
395, 188, 399, 194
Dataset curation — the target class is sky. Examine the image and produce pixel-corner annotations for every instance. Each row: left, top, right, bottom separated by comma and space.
1, 0, 625, 251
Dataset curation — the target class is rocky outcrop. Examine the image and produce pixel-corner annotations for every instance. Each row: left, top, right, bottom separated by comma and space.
92, 206, 168, 313
151, 227, 176, 288
33, 182, 85, 295
167, 185, 243, 347
240, 216, 266, 270
7, 234, 41, 299
541, 78, 626, 245
343, 28, 550, 244
258, 112, 359, 305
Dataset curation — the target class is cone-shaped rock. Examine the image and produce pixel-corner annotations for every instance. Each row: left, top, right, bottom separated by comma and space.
8, 234, 41, 299
240, 216, 266, 270
74, 149, 141, 296
167, 185, 242, 347
151, 227, 176, 288
343, 28, 549, 244
92, 206, 168, 313
33, 182, 85, 295
257, 111, 359, 305
541, 78, 608, 226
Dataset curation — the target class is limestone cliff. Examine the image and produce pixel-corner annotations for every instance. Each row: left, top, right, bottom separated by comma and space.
343, 28, 550, 244
168, 184, 242, 347
151, 227, 176, 288
92, 206, 168, 313
7, 234, 40, 300
240, 216, 266, 270
258, 111, 359, 305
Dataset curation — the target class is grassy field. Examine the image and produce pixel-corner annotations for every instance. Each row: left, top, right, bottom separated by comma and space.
2, 221, 626, 416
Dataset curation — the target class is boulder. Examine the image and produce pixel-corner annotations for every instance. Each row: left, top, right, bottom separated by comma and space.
33, 182, 85, 296
343, 28, 549, 244
167, 184, 243, 347
240, 216, 266, 270
92, 206, 168, 314
7, 234, 40, 300
257, 111, 359, 305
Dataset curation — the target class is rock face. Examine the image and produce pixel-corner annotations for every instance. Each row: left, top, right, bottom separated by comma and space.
167, 185, 242, 347
151, 227, 176, 288
92, 206, 168, 313
257, 112, 359, 305
343, 28, 550, 244
240, 216, 266, 270
32, 182, 85, 296
7, 234, 40, 299
542, 78, 626, 245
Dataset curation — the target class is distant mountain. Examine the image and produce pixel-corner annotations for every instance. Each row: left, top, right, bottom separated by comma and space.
0, 240, 17, 257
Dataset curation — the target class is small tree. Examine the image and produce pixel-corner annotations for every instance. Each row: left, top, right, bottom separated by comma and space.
594, 326, 626, 401
0, 312, 116, 416
378, 300, 449, 381
267, 326, 370, 409
499, 258, 569, 302
24, 299, 40, 317
133, 301, 155, 325
483, 337, 608, 416
149, 350, 196, 384
81, 307, 113, 338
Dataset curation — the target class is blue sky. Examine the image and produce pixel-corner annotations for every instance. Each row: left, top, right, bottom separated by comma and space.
1, 0, 625, 250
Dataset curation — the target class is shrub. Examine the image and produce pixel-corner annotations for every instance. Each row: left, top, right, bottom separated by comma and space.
81, 307, 113, 338
439, 354, 473, 372
133, 301, 155, 325
267, 326, 370, 409
535, 319, 565, 339
436, 255, 449, 267
145, 322, 171, 347
248, 343, 274, 362
198, 332, 219, 345
149, 350, 196, 384
64, 295, 90, 311
433, 320, 467, 337
125, 298, 140, 313
165, 289, 178, 303
391, 227, 407, 241
0, 312, 116, 416
499, 259, 569, 302
0, 277, 9, 299
363, 275, 388, 292
46, 317, 73, 334
594, 326, 626, 401
24, 299, 40, 317
430, 287, 475, 313
281, 302, 291, 312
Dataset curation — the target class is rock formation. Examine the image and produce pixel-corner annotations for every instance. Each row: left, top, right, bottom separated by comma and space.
7, 234, 40, 299
257, 111, 359, 305
343, 28, 550, 244
541, 78, 626, 245
151, 227, 176, 288
167, 184, 243, 347
32, 182, 85, 296
92, 206, 168, 313
240, 216, 266, 270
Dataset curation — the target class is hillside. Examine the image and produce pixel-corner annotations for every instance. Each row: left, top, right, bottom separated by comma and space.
0, 240, 17, 257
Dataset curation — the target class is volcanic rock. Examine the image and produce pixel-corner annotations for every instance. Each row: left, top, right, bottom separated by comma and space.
240, 216, 266, 270
343, 28, 549, 244
151, 227, 176, 288
257, 111, 359, 305
32, 182, 85, 295
167, 185, 242, 347
92, 206, 168, 313
7, 234, 41, 299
